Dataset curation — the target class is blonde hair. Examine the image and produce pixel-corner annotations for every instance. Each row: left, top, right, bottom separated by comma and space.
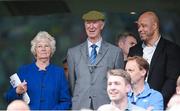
31, 31, 56, 57
107, 69, 131, 85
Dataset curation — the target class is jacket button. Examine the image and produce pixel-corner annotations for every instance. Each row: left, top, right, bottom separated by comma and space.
42, 84, 45, 88
40, 99, 45, 102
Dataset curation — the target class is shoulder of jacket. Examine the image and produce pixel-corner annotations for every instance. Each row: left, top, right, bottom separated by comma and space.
103, 41, 119, 49
68, 41, 86, 51
150, 88, 163, 97
19, 63, 33, 70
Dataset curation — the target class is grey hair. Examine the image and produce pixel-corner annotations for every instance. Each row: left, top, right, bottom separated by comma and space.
31, 31, 56, 57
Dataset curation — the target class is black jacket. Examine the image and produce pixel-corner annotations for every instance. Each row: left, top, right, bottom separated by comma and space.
128, 37, 180, 107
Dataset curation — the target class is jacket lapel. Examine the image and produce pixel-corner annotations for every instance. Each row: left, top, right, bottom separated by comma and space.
95, 41, 109, 65
91, 41, 109, 83
149, 38, 165, 76
80, 41, 89, 65
80, 41, 96, 74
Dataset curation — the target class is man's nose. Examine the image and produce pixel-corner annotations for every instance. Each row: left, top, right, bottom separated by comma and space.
110, 84, 116, 89
41, 46, 46, 50
138, 26, 142, 32
89, 23, 94, 28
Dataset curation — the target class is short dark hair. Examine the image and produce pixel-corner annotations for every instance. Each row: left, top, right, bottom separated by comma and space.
116, 32, 137, 45
127, 56, 149, 77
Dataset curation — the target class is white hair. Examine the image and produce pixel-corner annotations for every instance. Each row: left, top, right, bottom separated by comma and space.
31, 31, 56, 57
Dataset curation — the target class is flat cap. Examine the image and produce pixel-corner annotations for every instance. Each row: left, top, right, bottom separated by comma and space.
82, 10, 105, 21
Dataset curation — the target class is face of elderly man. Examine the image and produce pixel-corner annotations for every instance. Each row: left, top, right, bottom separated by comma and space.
35, 38, 52, 60
84, 20, 104, 40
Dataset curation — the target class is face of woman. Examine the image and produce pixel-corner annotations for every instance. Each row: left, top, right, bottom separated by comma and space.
35, 39, 52, 60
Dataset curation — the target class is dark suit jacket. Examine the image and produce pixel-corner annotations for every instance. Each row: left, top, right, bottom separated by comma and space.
67, 40, 124, 110
129, 37, 180, 106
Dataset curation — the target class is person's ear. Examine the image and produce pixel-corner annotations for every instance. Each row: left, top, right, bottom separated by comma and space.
118, 41, 124, 48
153, 22, 158, 31
141, 69, 146, 77
176, 86, 180, 94
126, 84, 131, 93
100, 21, 105, 30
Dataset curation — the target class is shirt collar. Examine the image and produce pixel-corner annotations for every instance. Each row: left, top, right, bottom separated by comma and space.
142, 35, 161, 48
125, 101, 133, 110
33, 62, 51, 71
110, 101, 130, 111
128, 82, 152, 98
87, 37, 102, 48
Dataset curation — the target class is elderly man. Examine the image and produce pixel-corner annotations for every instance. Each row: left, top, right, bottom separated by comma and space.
67, 10, 124, 110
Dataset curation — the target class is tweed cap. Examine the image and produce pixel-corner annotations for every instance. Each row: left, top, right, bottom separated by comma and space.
82, 10, 105, 21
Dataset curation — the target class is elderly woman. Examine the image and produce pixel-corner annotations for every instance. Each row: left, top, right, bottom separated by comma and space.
5, 31, 71, 110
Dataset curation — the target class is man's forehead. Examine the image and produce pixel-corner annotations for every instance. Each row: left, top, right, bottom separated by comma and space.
135, 19, 148, 26
85, 20, 103, 23
108, 75, 124, 81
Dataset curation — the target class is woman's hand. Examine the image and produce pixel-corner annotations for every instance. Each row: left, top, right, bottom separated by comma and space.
16, 80, 27, 95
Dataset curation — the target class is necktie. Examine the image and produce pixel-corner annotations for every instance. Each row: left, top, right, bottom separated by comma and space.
89, 44, 97, 64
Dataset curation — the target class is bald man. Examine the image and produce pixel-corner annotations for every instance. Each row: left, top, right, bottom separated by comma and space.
7, 100, 30, 111
128, 11, 180, 107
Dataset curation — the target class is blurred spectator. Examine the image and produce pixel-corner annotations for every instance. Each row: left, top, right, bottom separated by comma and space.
176, 76, 180, 94
167, 94, 180, 109
125, 56, 164, 110
97, 104, 120, 111
167, 104, 180, 111
80, 108, 93, 111
116, 32, 137, 63
7, 100, 30, 111
167, 76, 180, 109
